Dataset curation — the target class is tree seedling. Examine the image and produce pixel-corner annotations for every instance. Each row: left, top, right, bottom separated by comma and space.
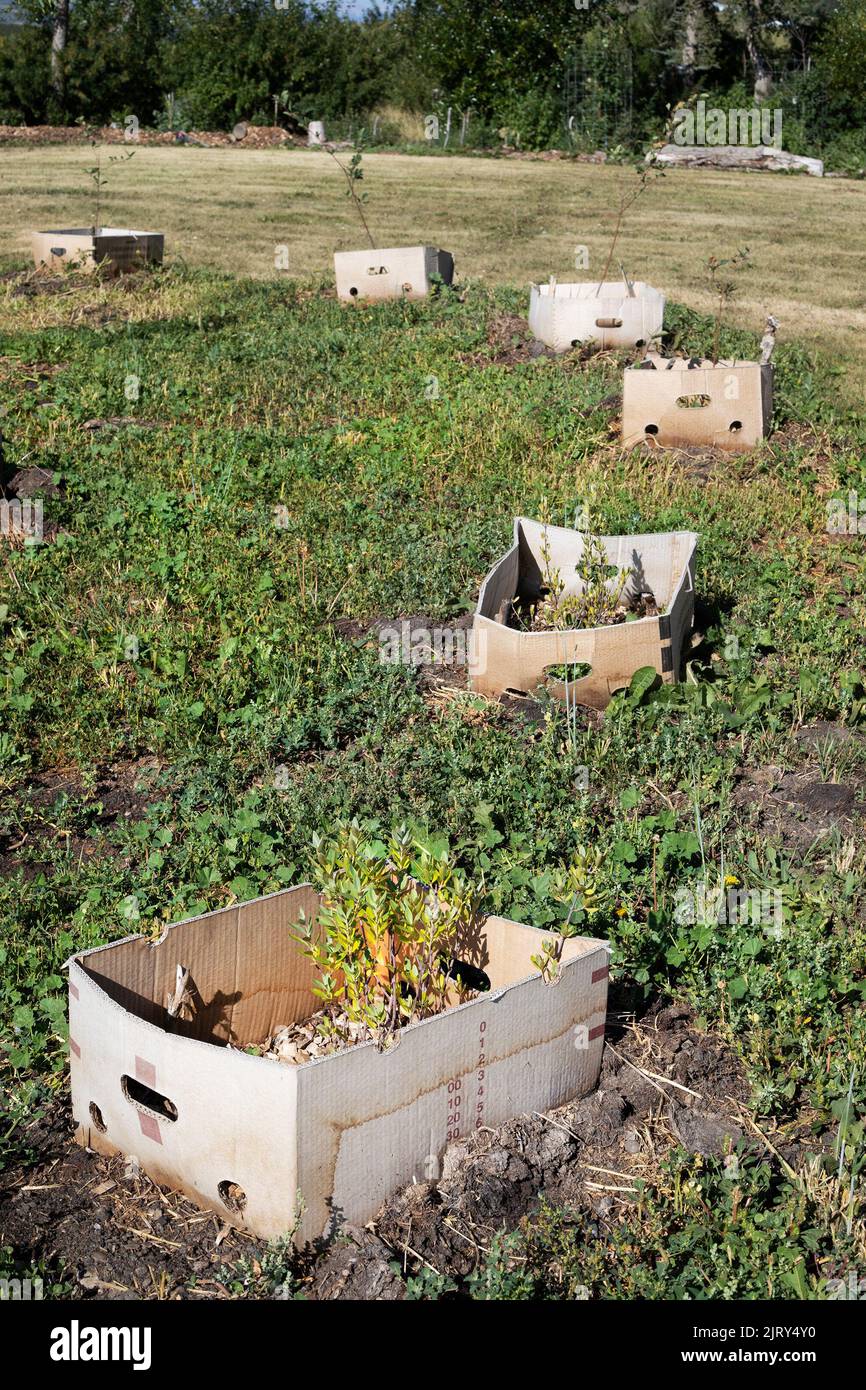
595, 155, 665, 293
83, 137, 135, 235
706, 246, 751, 363
327, 145, 376, 249
528, 509, 633, 633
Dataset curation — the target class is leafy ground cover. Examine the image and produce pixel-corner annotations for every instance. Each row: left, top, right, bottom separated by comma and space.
0, 261, 864, 1299
2, 146, 866, 392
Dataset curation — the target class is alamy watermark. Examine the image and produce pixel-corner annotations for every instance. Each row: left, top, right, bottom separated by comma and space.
827, 1271, 866, 1300
1, 1276, 43, 1300
672, 99, 782, 150
379, 620, 476, 669
674, 884, 784, 936
0, 498, 43, 544
827, 491, 866, 535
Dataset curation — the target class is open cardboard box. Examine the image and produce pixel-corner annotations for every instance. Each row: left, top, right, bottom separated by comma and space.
622, 360, 773, 452
32, 229, 164, 275
334, 245, 454, 303
528, 280, 665, 352
470, 518, 699, 711
66, 884, 608, 1244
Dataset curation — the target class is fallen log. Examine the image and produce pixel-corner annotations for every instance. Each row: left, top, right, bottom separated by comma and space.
651, 143, 823, 177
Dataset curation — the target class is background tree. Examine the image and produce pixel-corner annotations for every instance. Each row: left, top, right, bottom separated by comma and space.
50, 0, 68, 114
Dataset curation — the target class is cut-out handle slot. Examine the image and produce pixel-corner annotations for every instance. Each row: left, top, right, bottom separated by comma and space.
595, 317, 623, 328
449, 958, 491, 993
367, 265, 389, 276
122, 1074, 178, 1122
544, 662, 593, 682
675, 394, 711, 409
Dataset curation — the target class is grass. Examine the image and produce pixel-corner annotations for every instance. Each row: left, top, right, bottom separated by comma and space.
0, 256, 864, 1298
1, 145, 865, 401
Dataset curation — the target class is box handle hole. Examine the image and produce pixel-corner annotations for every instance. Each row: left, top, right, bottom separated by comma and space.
89, 1102, 107, 1133
218, 1180, 247, 1213
675, 394, 711, 409
121, 1075, 178, 1122
595, 317, 623, 328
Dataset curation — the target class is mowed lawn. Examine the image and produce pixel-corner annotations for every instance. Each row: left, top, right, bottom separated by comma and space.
1, 144, 865, 399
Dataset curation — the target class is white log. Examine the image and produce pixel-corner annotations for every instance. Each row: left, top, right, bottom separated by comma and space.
651, 144, 823, 177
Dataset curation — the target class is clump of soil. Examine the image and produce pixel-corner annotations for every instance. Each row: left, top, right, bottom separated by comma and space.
459, 312, 555, 368
3, 466, 61, 499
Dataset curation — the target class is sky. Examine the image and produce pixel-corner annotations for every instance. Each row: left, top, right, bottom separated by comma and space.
341, 1, 393, 16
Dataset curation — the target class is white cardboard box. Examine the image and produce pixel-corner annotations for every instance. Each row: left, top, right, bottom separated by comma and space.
334, 245, 454, 303
528, 280, 665, 352
31, 228, 164, 275
622, 360, 773, 451
67, 884, 608, 1243
470, 517, 699, 710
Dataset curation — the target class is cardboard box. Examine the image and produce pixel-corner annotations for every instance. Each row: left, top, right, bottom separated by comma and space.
334, 245, 454, 303
528, 280, 665, 352
622, 360, 773, 452
66, 884, 608, 1244
31, 228, 164, 275
470, 518, 699, 710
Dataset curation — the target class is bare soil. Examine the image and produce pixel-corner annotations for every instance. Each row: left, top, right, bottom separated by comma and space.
731, 724, 866, 852
1, 997, 815, 1301
0, 756, 168, 879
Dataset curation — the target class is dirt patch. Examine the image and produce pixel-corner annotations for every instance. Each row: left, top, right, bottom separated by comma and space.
458, 312, 554, 368
308, 999, 794, 1299
333, 612, 560, 729
3, 467, 61, 499
768, 421, 841, 473
732, 730, 866, 851
3, 997, 781, 1300
0, 356, 66, 385
81, 417, 163, 432
0, 1098, 265, 1299
333, 612, 473, 693
0, 756, 168, 878
5, 266, 160, 301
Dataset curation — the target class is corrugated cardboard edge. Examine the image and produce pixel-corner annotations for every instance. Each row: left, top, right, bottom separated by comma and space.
622, 361, 773, 451
470, 518, 699, 709
66, 885, 609, 1244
